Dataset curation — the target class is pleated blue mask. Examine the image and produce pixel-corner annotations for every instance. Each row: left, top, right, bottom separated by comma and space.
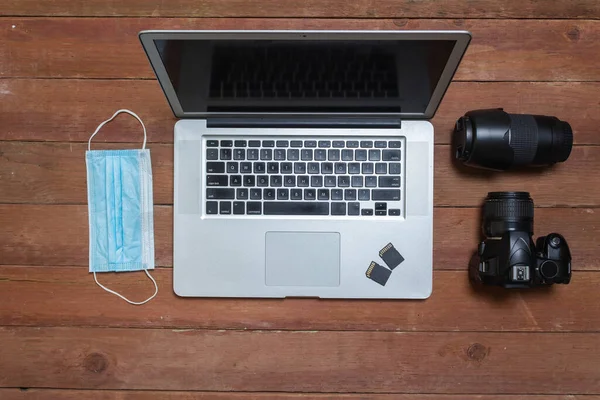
86, 109, 158, 305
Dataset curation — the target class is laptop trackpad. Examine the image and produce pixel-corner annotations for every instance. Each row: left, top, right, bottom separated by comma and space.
265, 232, 340, 287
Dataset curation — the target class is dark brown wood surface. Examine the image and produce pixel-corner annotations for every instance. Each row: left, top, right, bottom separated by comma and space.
1, 1, 599, 398
1, 327, 600, 393
2, 393, 599, 400
2, 0, 599, 18
3, 18, 600, 81
2, 266, 600, 332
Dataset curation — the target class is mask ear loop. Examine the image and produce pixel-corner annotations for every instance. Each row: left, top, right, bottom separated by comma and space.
94, 270, 158, 305
88, 109, 157, 305
88, 109, 147, 151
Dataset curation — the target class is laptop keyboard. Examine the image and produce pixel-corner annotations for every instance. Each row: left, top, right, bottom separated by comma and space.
204, 137, 403, 217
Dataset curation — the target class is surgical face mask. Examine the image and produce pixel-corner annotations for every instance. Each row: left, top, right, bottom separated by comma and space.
86, 109, 158, 305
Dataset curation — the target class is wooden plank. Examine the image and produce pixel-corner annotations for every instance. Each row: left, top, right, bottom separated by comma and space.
0, 205, 597, 270
0, 205, 172, 267
1, 141, 597, 207
2, 18, 599, 81
2, 389, 598, 400
2, 79, 598, 145
434, 146, 600, 207
2, 0, 599, 19
0, 266, 598, 332
0, 142, 174, 205
1, 327, 600, 393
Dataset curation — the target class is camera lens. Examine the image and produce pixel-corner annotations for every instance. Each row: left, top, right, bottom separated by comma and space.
483, 192, 534, 237
454, 109, 573, 170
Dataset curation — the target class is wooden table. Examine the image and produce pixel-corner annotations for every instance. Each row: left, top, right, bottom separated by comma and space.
1, 1, 600, 398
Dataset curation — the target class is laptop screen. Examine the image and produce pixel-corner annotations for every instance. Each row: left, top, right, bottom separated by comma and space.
141, 32, 470, 118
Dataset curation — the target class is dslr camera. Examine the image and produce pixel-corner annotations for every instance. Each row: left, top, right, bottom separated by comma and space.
470, 192, 571, 288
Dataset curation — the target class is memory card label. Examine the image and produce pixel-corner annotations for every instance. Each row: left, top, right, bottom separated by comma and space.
365, 261, 392, 286
379, 242, 405, 270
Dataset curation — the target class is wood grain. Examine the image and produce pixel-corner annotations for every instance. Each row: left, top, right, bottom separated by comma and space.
2, 18, 599, 81
0, 266, 598, 332
434, 145, 600, 208
0, 205, 171, 268
2, 390, 598, 400
1, 327, 600, 393
2, 79, 599, 145
0, 142, 174, 205
1, 141, 597, 207
1, 205, 598, 270
2, 0, 599, 19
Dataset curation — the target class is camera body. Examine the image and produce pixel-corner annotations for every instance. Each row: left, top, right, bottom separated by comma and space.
472, 232, 571, 288
470, 192, 572, 288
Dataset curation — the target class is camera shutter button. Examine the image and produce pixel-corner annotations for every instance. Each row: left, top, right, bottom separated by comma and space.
550, 236, 561, 247
540, 260, 559, 279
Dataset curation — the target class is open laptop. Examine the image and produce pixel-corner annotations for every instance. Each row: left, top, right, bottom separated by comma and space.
139, 30, 471, 298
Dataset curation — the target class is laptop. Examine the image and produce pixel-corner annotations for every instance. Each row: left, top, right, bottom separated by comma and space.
139, 30, 471, 298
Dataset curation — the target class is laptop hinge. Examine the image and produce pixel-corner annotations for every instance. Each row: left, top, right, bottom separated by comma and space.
206, 116, 402, 129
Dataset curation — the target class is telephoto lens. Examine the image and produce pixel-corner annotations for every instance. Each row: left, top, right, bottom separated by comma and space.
454, 109, 573, 170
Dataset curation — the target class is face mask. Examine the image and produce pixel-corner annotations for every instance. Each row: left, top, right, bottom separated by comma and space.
86, 109, 158, 305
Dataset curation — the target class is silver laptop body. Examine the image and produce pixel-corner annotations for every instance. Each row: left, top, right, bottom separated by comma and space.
139, 30, 471, 298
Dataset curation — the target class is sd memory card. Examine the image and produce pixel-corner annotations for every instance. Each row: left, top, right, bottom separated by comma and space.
365, 261, 391, 286
379, 243, 405, 270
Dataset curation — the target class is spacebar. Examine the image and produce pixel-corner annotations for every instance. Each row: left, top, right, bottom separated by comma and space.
264, 202, 329, 215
